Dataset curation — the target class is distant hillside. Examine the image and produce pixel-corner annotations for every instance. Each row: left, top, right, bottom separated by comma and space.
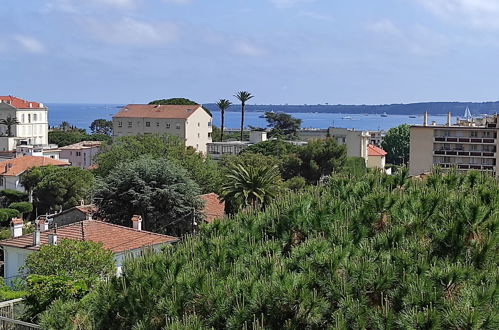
204, 101, 499, 116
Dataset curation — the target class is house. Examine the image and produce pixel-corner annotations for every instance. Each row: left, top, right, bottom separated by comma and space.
367, 144, 388, 170
207, 131, 267, 160
199, 193, 225, 223
0, 96, 49, 151
410, 112, 498, 176
112, 104, 213, 153
16, 144, 61, 160
49, 203, 98, 227
0, 217, 178, 285
59, 141, 103, 168
0, 156, 69, 192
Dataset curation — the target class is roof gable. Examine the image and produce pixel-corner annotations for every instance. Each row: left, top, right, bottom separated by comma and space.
113, 104, 207, 119
0, 156, 69, 177
0, 96, 44, 109
368, 144, 387, 157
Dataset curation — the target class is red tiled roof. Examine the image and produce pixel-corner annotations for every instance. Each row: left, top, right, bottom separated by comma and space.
0, 220, 178, 253
0, 156, 69, 177
0, 96, 43, 109
199, 193, 225, 223
113, 104, 203, 119
368, 144, 387, 157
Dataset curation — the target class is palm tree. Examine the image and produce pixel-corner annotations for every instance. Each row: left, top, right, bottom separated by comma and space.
222, 163, 280, 209
216, 99, 232, 142
0, 116, 20, 137
234, 91, 254, 141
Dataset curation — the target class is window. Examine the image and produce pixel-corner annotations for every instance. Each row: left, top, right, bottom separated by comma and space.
198, 122, 200, 127
208, 121, 212, 127
176, 123, 181, 129
443, 156, 451, 163
118, 121, 123, 127
22, 114, 25, 123
33, 114, 37, 122
156, 122, 160, 127
471, 131, 478, 137
128, 122, 132, 128
197, 133, 200, 138
146, 122, 151, 127
208, 132, 212, 138
28, 114, 31, 123
76, 152, 81, 156
166, 123, 171, 129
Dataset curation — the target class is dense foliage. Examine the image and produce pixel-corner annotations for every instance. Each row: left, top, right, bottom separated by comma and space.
149, 98, 198, 105
48, 130, 111, 147
0, 189, 28, 207
89, 119, 113, 136
94, 134, 222, 194
24, 239, 114, 321
95, 157, 203, 235
22, 165, 94, 214
41, 170, 498, 329
382, 124, 410, 165
265, 112, 302, 139
0, 279, 26, 302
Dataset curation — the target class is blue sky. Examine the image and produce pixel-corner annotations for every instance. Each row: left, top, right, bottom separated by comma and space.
1, 0, 499, 105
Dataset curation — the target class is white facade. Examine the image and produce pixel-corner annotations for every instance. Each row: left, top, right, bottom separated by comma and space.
16, 144, 61, 159
328, 127, 370, 161
59, 141, 102, 168
0, 175, 23, 192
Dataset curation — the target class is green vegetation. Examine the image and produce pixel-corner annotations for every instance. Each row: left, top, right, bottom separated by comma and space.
40, 169, 498, 328
0, 115, 20, 137
89, 119, 112, 136
242, 139, 300, 157
149, 98, 198, 105
95, 134, 222, 194
22, 166, 94, 214
265, 112, 302, 139
95, 157, 203, 235
0, 189, 28, 206
0, 208, 20, 223
382, 124, 410, 165
24, 239, 115, 321
216, 99, 232, 141
234, 91, 254, 141
0, 280, 26, 302
344, 156, 368, 177
8, 202, 33, 216
211, 126, 249, 142
48, 130, 111, 147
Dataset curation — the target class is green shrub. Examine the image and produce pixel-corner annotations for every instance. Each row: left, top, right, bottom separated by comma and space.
0, 189, 28, 206
342, 156, 368, 176
8, 202, 33, 215
0, 208, 21, 223
283, 176, 307, 191
0, 278, 26, 302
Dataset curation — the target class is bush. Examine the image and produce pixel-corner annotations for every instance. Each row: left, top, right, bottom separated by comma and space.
342, 157, 368, 177
0, 208, 21, 223
8, 202, 33, 215
0, 189, 28, 206
283, 176, 307, 191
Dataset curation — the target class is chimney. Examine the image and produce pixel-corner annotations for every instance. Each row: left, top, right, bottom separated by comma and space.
36, 217, 49, 231
447, 112, 452, 126
11, 218, 23, 238
80, 199, 85, 206
33, 228, 41, 246
423, 111, 428, 126
48, 226, 58, 245
132, 215, 142, 231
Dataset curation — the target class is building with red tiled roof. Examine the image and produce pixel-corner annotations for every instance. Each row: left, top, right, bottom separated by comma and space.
367, 144, 388, 171
0, 156, 69, 192
0, 96, 48, 151
199, 193, 225, 223
0, 219, 178, 285
112, 104, 213, 153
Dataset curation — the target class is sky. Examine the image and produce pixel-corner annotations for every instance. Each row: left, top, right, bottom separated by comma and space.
1, 0, 499, 105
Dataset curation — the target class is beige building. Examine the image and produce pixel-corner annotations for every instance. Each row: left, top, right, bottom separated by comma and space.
113, 104, 212, 153
409, 113, 498, 176
367, 144, 387, 170
328, 127, 370, 161
59, 141, 102, 168
0, 96, 49, 151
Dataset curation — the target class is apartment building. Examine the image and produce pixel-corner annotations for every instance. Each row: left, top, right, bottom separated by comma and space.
113, 104, 212, 153
409, 113, 498, 176
0, 96, 49, 151
368, 130, 386, 147
59, 141, 102, 168
328, 127, 370, 161
207, 131, 268, 160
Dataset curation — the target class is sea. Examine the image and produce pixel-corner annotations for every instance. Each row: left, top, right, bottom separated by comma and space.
47, 103, 454, 132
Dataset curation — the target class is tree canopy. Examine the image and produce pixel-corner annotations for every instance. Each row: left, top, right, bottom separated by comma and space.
382, 124, 410, 165
265, 112, 302, 139
94, 134, 222, 194
40, 169, 498, 329
149, 98, 198, 105
95, 156, 203, 235
89, 119, 113, 136
22, 166, 94, 214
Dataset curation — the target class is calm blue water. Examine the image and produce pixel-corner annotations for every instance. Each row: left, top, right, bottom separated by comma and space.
47, 103, 452, 132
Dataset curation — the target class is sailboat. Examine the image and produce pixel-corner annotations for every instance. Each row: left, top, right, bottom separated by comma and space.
464, 107, 473, 120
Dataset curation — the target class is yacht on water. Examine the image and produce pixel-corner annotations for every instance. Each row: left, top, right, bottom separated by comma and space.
409, 115, 417, 118
381, 112, 388, 117
464, 106, 473, 119
342, 115, 352, 120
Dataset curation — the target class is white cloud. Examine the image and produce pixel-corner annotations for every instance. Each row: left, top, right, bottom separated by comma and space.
14, 35, 46, 53
233, 40, 266, 57
87, 17, 178, 46
415, 0, 499, 29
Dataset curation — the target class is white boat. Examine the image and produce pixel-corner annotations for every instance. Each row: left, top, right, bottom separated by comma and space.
342, 115, 352, 120
464, 107, 473, 119
381, 112, 388, 117
409, 115, 417, 118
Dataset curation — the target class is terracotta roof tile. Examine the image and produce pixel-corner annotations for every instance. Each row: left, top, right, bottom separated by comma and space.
0, 220, 178, 253
113, 104, 203, 119
368, 144, 387, 157
0, 96, 44, 109
0, 156, 69, 177
199, 193, 225, 223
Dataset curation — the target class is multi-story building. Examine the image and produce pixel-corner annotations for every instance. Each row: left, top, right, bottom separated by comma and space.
409, 112, 499, 176
0, 96, 49, 151
112, 104, 212, 153
16, 144, 61, 159
328, 127, 370, 161
368, 130, 386, 147
59, 141, 102, 168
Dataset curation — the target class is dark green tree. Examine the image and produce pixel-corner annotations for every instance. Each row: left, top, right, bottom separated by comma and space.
242, 139, 300, 157
381, 124, 410, 165
89, 119, 113, 136
234, 91, 254, 141
22, 166, 94, 214
216, 99, 232, 141
265, 112, 302, 139
149, 98, 198, 105
0, 116, 20, 137
95, 157, 203, 235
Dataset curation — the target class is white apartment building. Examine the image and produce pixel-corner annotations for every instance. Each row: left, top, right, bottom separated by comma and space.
59, 141, 102, 169
113, 104, 212, 153
0, 96, 49, 151
409, 112, 499, 177
328, 127, 370, 161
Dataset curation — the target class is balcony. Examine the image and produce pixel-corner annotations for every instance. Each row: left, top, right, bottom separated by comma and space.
436, 163, 495, 172
434, 136, 496, 144
433, 150, 496, 158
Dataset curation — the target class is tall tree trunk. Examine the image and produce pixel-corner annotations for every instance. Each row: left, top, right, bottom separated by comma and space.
240, 103, 245, 141
221, 110, 225, 142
